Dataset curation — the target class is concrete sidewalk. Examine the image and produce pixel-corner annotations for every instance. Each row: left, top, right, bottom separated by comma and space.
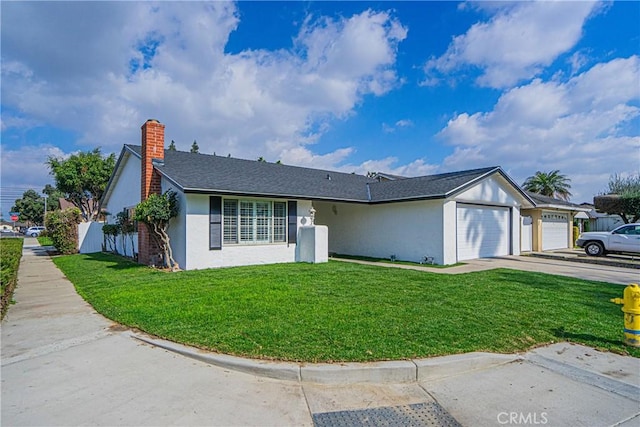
2, 239, 639, 426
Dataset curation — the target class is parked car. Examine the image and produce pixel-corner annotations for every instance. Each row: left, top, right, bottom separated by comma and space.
576, 223, 640, 256
24, 226, 46, 237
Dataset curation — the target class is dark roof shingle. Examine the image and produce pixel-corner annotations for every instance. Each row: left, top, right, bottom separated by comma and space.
125, 145, 520, 204
127, 145, 374, 202
368, 167, 498, 202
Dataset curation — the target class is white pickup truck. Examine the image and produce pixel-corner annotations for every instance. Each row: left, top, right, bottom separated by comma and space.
576, 223, 640, 256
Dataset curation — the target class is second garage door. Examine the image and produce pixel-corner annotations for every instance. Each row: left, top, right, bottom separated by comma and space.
542, 212, 569, 250
457, 204, 510, 261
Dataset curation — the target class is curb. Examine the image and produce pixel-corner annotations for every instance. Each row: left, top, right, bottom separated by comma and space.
525, 353, 640, 402
130, 332, 301, 381
129, 332, 521, 384
528, 252, 640, 270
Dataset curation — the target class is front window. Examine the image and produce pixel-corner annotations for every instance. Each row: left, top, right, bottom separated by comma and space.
224, 199, 287, 244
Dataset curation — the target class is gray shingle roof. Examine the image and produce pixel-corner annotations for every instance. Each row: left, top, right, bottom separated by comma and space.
124, 145, 520, 204
525, 191, 582, 208
368, 167, 499, 202
127, 145, 374, 202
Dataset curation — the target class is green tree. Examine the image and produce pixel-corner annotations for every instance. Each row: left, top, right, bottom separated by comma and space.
11, 189, 45, 225
522, 170, 572, 201
190, 140, 199, 153
43, 184, 64, 211
168, 140, 177, 151
47, 148, 116, 222
594, 173, 640, 223
134, 190, 180, 270
257, 156, 266, 162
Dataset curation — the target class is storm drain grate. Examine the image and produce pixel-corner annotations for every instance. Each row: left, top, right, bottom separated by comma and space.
312, 402, 462, 427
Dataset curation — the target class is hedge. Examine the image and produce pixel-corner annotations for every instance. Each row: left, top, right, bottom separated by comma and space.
1, 238, 24, 319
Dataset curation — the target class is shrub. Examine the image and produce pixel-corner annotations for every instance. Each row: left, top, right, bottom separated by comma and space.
45, 207, 82, 254
1, 238, 23, 319
102, 223, 120, 253
573, 225, 580, 247
115, 209, 136, 258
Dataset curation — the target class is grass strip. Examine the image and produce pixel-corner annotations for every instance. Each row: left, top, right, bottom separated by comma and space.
53, 252, 638, 362
38, 236, 54, 247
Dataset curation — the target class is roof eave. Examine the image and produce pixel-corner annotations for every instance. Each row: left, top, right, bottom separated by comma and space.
181, 187, 370, 203
526, 203, 590, 212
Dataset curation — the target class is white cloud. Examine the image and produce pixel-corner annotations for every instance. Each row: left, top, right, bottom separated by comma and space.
1, 2, 407, 182
424, 1, 601, 88
0, 144, 69, 189
382, 119, 413, 133
438, 56, 640, 202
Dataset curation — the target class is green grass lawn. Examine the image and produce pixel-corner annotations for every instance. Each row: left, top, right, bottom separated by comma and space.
53, 252, 638, 362
37, 236, 54, 246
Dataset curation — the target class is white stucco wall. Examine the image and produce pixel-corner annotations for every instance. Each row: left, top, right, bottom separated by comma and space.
164, 178, 187, 270
442, 200, 457, 264
182, 195, 311, 270
454, 175, 522, 207
314, 200, 446, 264
103, 153, 141, 225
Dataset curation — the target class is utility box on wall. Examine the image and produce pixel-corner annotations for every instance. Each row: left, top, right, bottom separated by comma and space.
298, 225, 328, 263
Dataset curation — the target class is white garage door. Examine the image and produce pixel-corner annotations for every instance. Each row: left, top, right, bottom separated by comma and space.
457, 204, 510, 261
542, 212, 569, 250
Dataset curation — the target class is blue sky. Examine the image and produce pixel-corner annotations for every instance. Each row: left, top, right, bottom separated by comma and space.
1, 1, 639, 218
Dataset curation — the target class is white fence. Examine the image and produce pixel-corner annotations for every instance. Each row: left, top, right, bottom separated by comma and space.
78, 222, 138, 256
78, 222, 104, 253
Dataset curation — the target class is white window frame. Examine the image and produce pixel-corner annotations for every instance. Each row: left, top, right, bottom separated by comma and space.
223, 198, 287, 245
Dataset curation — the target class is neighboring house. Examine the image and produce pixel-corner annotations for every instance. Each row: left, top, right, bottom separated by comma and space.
520, 193, 589, 252
579, 203, 624, 232
102, 119, 582, 270
58, 198, 75, 210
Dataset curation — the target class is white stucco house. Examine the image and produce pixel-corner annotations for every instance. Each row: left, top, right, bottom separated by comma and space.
100, 119, 581, 270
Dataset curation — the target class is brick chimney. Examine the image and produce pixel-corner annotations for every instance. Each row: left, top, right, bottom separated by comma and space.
139, 119, 165, 266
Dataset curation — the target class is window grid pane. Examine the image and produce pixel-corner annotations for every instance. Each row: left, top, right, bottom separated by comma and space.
223, 200, 238, 244
273, 202, 286, 242
240, 201, 254, 242
224, 199, 289, 245
255, 202, 272, 242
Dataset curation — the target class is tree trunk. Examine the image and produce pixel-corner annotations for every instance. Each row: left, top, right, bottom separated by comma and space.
150, 223, 179, 270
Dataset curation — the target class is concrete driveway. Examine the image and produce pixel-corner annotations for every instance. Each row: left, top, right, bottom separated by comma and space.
334, 254, 638, 285
2, 240, 639, 426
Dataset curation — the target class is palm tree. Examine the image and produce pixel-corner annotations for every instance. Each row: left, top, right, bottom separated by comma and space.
523, 170, 572, 201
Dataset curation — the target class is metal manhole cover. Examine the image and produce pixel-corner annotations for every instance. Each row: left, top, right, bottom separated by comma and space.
312, 401, 462, 427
